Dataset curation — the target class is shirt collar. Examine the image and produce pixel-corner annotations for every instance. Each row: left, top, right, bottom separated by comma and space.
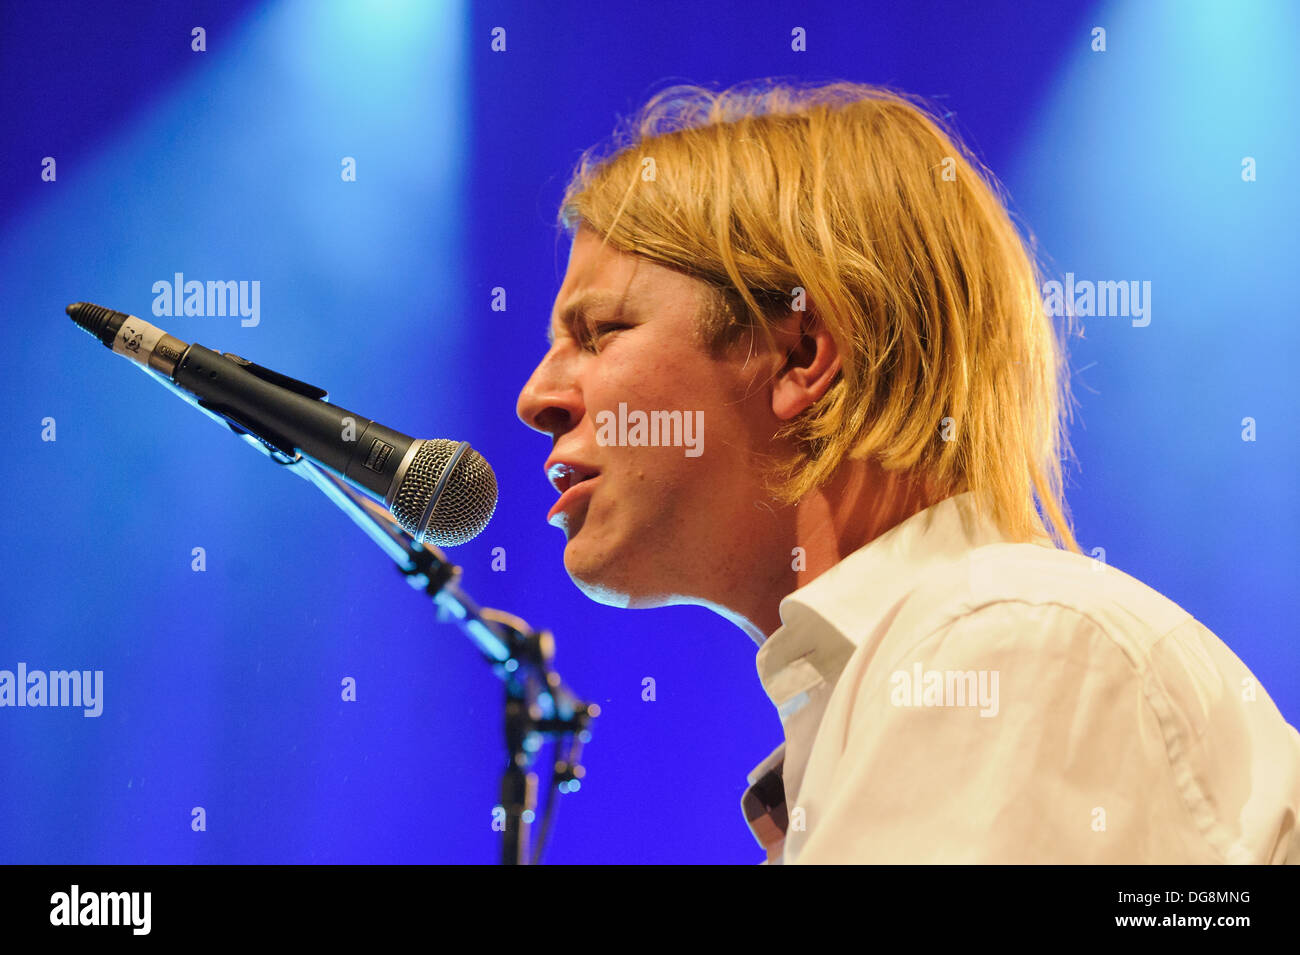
754, 491, 1016, 718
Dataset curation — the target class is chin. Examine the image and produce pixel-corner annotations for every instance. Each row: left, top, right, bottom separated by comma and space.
571, 577, 635, 610
564, 542, 672, 611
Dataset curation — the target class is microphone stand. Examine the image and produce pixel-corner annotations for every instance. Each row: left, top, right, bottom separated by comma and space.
255, 436, 596, 865
83, 349, 594, 863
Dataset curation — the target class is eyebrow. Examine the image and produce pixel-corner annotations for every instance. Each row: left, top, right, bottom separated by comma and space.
547, 291, 631, 344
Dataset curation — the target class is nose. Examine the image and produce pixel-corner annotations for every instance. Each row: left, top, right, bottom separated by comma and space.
516, 349, 584, 439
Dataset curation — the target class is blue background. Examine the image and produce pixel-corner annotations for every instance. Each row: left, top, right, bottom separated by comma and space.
0, 0, 1295, 863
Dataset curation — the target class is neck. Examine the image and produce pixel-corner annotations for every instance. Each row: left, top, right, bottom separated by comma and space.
721, 459, 941, 646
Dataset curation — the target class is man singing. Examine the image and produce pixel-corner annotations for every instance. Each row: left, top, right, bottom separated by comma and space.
515, 80, 1300, 863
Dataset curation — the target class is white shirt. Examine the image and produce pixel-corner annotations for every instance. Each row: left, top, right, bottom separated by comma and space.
741, 492, 1300, 863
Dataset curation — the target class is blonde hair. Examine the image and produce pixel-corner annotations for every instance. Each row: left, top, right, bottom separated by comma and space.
559, 80, 1080, 552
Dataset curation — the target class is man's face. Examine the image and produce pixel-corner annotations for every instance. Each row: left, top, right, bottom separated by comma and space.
516, 226, 783, 609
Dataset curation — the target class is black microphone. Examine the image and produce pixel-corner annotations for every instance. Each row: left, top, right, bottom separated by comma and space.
66, 301, 497, 546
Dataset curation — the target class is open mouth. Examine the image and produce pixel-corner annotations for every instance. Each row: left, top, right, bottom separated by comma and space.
546, 463, 600, 526
547, 462, 599, 495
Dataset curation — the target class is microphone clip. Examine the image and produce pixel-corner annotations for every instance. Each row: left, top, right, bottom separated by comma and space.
222, 353, 328, 400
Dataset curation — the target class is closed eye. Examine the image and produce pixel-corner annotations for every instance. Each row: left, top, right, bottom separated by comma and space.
581, 321, 633, 351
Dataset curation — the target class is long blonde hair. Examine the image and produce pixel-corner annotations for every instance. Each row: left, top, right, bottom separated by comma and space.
559, 80, 1080, 552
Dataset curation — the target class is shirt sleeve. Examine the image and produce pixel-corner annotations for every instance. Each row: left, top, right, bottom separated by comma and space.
789, 600, 1282, 863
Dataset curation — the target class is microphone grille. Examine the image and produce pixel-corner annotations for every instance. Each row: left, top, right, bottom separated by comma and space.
390, 439, 497, 546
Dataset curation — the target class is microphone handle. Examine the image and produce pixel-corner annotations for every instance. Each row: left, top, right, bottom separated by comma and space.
171, 344, 418, 502
67, 303, 423, 505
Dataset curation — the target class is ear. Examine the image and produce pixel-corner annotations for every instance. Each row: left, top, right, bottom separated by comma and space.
770, 309, 842, 421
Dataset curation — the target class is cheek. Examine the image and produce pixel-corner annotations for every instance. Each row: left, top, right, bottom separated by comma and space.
600, 402, 739, 501
587, 346, 758, 485
592, 345, 675, 402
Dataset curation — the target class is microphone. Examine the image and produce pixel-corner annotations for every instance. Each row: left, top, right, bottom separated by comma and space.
66, 301, 497, 546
